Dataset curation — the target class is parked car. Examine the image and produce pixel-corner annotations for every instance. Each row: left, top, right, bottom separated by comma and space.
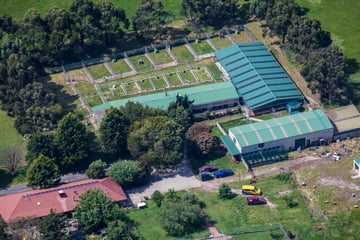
200, 172, 213, 181
246, 196, 267, 205
214, 169, 234, 178
199, 165, 218, 173
242, 185, 262, 195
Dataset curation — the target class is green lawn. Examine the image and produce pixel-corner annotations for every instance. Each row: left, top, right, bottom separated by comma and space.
87, 64, 110, 80
167, 73, 183, 86
149, 49, 174, 65
192, 67, 213, 82
75, 81, 103, 107
109, 59, 131, 74
179, 70, 197, 83
190, 40, 215, 55
124, 82, 140, 95
207, 63, 223, 80
151, 76, 168, 89
137, 79, 153, 91
0, 110, 25, 150
211, 36, 234, 49
128, 55, 153, 73
171, 45, 195, 63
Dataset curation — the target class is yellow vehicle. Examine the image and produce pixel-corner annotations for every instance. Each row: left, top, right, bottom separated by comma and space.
242, 185, 262, 195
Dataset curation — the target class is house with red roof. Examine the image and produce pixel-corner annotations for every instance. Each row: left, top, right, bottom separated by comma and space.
0, 178, 127, 222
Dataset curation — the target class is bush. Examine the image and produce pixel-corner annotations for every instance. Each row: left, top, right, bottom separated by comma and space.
219, 183, 234, 199
108, 160, 140, 187
151, 190, 164, 207
85, 159, 107, 179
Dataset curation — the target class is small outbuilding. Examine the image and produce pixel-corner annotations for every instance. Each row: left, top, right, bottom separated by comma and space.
353, 158, 360, 178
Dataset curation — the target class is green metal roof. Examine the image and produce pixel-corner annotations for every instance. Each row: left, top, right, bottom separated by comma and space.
92, 81, 238, 115
355, 158, 360, 166
220, 135, 241, 155
215, 42, 303, 110
229, 110, 333, 147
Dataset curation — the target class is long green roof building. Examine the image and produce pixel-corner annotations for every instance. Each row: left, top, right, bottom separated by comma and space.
215, 42, 304, 113
92, 81, 239, 120
221, 110, 334, 167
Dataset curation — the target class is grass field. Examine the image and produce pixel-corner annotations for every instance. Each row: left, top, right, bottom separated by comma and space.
0, 110, 25, 150
87, 64, 110, 80
128, 55, 153, 73
171, 45, 195, 63
211, 36, 234, 49
190, 40, 215, 55
149, 49, 174, 65
109, 59, 131, 74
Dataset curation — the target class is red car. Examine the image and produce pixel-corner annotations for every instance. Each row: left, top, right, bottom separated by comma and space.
198, 165, 218, 173
246, 196, 267, 205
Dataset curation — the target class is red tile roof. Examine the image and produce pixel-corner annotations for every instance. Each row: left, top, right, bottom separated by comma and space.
0, 178, 127, 222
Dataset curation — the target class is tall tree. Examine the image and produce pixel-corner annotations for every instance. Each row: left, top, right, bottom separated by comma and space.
181, 0, 241, 27
127, 116, 184, 168
265, 0, 301, 42
0, 215, 7, 240
107, 160, 140, 187
54, 113, 89, 171
286, 16, 331, 54
301, 46, 349, 105
26, 154, 60, 189
100, 107, 130, 157
159, 192, 205, 236
120, 101, 166, 123
249, 0, 274, 19
39, 209, 67, 240
85, 159, 107, 179
26, 132, 55, 164
186, 123, 218, 157
0, 145, 24, 175
132, 0, 169, 38
97, 1, 129, 46
106, 220, 139, 240
69, 0, 102, 48
74, 189, 127, 234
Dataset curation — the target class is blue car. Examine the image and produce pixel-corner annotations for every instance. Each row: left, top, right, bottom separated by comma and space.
214, 169, 234, 178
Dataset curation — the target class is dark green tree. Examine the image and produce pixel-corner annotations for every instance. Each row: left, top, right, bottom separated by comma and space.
0, 215, 7, 240
39, 209, 67, 240
286, 16, 331, 54
85, 159, 107, 179
120, 101, 166, 123
127, 116, 184, 168
219, 183, 234, 199
151, 190, 164, 207
26, 154, 60, 189
159, 192, 205, 236
249, 0, 274, 19
26, 132, 55, 164
265, 0, 301, 42
97, 1, 129, 46
69, 0, 102, 48
181, 0, 241, 27
301, 46, 349, 105
132, 0, 170, 38
108, 160, 140, 187
106, 220, 139, 240
74, 188, 127, 234
100, 107, 130, 157
54, 112, 89, 171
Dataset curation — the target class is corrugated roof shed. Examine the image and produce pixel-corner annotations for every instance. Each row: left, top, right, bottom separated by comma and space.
229, 110, 333, 147
215, 42, 303, 110
92, 81, 238, 114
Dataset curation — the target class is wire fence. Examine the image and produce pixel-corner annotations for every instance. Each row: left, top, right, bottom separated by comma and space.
46, 25, 246, 75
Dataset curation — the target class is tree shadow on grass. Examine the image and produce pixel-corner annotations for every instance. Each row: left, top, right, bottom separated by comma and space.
0, 167, 27, 188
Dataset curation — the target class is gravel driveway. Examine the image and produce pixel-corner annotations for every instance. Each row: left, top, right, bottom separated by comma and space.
126, 157, 201, 205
